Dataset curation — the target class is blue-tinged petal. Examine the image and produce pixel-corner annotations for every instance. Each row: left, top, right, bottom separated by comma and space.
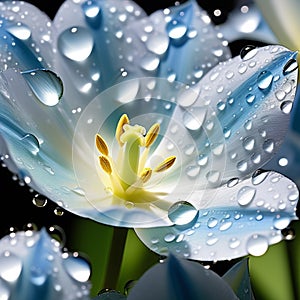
0, 1, 55, 70
219, 0, 278, 45
52, 0, 148, 104
0, 228, 91, 300
222, 258, 255, 300
125, 0, 231, 85
254, 0, 300, 52
135, 171, 298, 261
127, 253, 238, 300
159, 44, 298, 188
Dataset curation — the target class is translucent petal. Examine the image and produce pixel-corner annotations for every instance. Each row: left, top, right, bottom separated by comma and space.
0, 228, 91, 300
219, 0, 278, 45
125, 0, 231, 85
135, 171, 298, 261
0, 1, 55, 70
222, 258, 255, 300
127, 253, 238, 300
168, 44, 298, 187
52, 0, 148, 108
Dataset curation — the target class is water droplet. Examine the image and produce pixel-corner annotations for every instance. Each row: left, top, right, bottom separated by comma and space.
22, 69, 63, 106
21, 133, 40, 155
168, 201, 198, 226
252, 169, 268, 185
197, 154, 208, 166
273, 215, 291, 230
281, 227, 295, 240
206, 236, 218, 245
63, 254, 91, 282
32, 194, 47, 207
229, 237, 240, 249
283, 58, 298, 75
7, 24, 31, 40
206, 170, 221, 185
246, 234, 268, 256
183, 107, 206, 131
227, 178, 239, 187
240, 45, 257, 60
217, 101, 226, 111
177, 87, 198, 107
280, 100, 293, 114
0, 252, 22, 282
257, 70, 273, 90
237, 186, 256, 206
58, 27, 94, 62
237, 160, 248, 172
140, 54, 160, 71
246, 94, 255, 104
167, 19, 187, 40
243, 137, 255, 151
164, 233, 176, 242
0, 280, 10, 300
207, 217, 218, 228
288, 191, 298, 202
146, 33, 169, 55
186, 165, 200, 178
219, 220, 232, 231
82, 0, 102, 28
54, 207, 64, 216
263, 139, 274, 153
47, 225, 66, 246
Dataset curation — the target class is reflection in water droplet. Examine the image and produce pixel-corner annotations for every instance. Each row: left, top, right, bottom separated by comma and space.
167, 19, 187, 40
168, 201, 198, 226
63, 255, 91, 283
32, 194, 47, 207
7, 24, 31, 40
58, 27, 94, 62
240, 45, 257, 60
283, 58, 298, 75
281, 227, 295, 240
183, 108, 206, 131
246, 234, 268, 256
237, 186, 256, 206
257, 70, 273, 90
21, 133, 40, 155
22, 69, 63, 106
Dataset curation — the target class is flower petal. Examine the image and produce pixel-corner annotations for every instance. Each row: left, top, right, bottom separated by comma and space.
127, 253, 238, 300
0, 228, 91, 300
222, 258, 255, 300
135, 171, 298, 261
0, 1, 55, 70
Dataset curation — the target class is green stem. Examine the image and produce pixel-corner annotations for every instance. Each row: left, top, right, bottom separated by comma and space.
285, 240, 299, 300
104, 227, 128, 290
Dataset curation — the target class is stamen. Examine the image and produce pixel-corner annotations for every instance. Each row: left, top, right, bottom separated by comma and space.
154, 156, 176, 173
140, 168, 152, 183
145, 123, 160, 148
99, 156, 112, 174
116, 114, 130, 146
95, 134, 109, 156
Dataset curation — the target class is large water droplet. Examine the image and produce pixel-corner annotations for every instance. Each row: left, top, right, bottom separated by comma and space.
167, 19, 187, 40
0, 253, 22, 282
168, 201, 198, 226
257, 70, 273, 90
237, 186, 256, 206
58, 27, 94, 62
7, 24, 31, 40
146, 33, 169, 55
22, 69, 63, 106
63, 255, 91, 283
283, 58, 298, 75
240, 45, 257, 60
273, 215, 291, 230
246, 234, 268, 256
177, 87, 199, 107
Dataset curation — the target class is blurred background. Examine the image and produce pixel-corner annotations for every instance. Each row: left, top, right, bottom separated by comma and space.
0, 0, 299, 299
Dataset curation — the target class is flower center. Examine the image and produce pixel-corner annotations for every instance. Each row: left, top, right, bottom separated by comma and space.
95, 114, 176, 203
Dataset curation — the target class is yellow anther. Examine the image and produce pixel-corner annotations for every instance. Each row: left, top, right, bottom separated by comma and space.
95, 134, 109, 156
140, 168, 152, 183
154, 156, 176, 173
145, 123, 160, 148
99, 156, 112, 174
116, 114, 130, 146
